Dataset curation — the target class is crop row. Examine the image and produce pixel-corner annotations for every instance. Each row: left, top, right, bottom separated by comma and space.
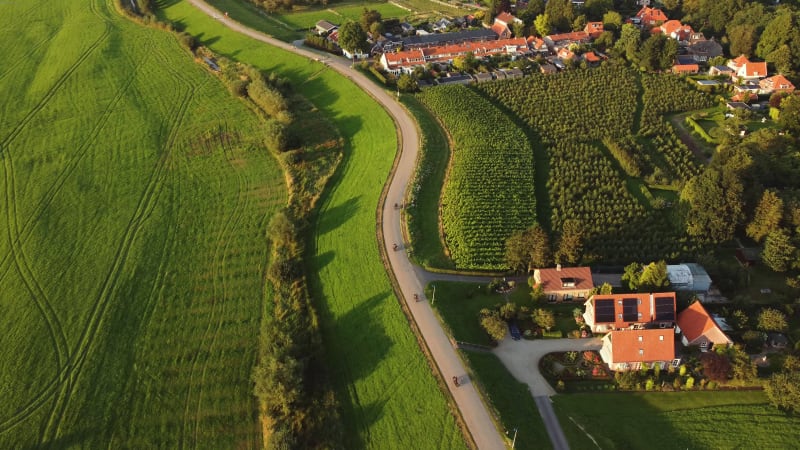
418, 85, 536, 269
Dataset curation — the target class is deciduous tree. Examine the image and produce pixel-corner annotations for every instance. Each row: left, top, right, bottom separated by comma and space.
533, 308, 556, 330
555, 219, 584, 264
746, 190, 783, 243
544, 0, 574, 32
534, 14, 551, 37
757, 308, 788, 332
638, 260, 670, 291
480, 311, 508, 341
765, 372, 800, 413
762, 229, 796, 272
338, 21, 368, 54
701, 352, 731, 381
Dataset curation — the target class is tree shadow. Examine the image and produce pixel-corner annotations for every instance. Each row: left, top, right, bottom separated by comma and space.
316, 196, 360, 236
312, 250, 335, 272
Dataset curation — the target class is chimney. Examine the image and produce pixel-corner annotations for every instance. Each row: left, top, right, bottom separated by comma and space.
556, 263, 562, 272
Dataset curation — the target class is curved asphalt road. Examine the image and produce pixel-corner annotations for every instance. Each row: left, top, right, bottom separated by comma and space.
184, 1, 506, 448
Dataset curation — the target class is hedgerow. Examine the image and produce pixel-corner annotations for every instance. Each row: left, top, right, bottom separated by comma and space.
418, 85, 536, 269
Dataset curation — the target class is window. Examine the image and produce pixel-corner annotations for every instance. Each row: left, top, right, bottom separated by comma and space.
639, 349, 644, 355
659, 335, 664, 341
638, 336, 643, 342
618, 313, 622, 319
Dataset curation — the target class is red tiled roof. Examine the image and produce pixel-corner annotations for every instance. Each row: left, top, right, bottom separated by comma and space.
731, 54, 750, 67
673, 64, 699, 73
558, 47, 574, 59
584, 22, 604, 37
676, 301, 731, 346
382, 38, 529, 69
607, 329, 675, 363
760, 74, 796, 92
589, 293, 652, 328
741, 61, 767, 78
660, 20, 682, 35
533, 266, 593, 292
495, 12, 516, 25
583, 51, 600, 62
491, 22, 510, 37
636, 6, 668, 24
546, 31, 590, 43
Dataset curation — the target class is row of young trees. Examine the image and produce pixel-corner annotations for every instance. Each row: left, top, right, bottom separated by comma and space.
418, 85, 537, 269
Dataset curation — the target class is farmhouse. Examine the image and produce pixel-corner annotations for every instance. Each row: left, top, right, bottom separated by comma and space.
531, 265, 593, 302
583, 292, 676, 333
727, 55, 768, 82
676, 301, 732, 351
600, 328, 676, 371
759, 74, 795, 95
379, 37, 529, 74
544, 23, 604, 51
708, 65, 734, 77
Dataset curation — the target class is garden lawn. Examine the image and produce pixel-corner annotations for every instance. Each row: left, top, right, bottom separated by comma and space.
553, 391, 800, 450
401, 95, 453, 269
429, 281, 534, 346
157, 1, 465, 448
463, 351, 551, 450
0, 0, 287, 447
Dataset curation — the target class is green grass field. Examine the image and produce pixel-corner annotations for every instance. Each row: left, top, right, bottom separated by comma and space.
553, 391, 800, 449
157, 1, 466, 448
463, 351, 552, 450
0, 0, 288, 447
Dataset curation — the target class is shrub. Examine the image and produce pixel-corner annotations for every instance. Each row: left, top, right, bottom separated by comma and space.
685, 376, 695, 389
645, 378, 655, 391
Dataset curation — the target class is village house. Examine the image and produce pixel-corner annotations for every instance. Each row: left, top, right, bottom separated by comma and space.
686, 38, 723, 63
492, 12, 522, 40
392, 28, 498, 50
759, 74, 795, 95
582, 51, 601, 66
432, 18, 453, 33
634, 6, 668, 27
600, 328, 676, 371
652, 19, 693, 42
557, 47, 575, 60
530, 265, 594, 303
676, 301, 732, 352
379, 37, 529, 74
544, 23, 603, 52
727, 55, 768, 82
582, 292, 676, 333
708, 65, 734, 77
527, 36, 549, 55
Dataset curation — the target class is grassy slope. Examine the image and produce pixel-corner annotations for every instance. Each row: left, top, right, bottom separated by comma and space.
463, 351, 552, 450
553, 391, 800, 450
157, 1, 465, 448
401, 96, 453, 268
0, 0, 286, 448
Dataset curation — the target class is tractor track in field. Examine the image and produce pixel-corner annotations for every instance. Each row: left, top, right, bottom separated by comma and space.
0, 23, 109, 149
183, 142, 249, 449
0, 33, 58, 83
0, 42, 157, 435
0, 35, 152, 289
37, 84, 199, 446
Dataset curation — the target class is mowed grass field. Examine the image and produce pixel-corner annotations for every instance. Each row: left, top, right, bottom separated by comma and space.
553, 391, 800, 449
0, 0, 287, 448
157, 1, 466, 448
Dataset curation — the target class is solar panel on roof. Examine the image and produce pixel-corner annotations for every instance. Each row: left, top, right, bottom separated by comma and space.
622, 298, 638, 322
655, 297, 675, 321
595, 299, 615, 323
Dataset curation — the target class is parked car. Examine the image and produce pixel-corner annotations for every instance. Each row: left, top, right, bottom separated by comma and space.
508, 321, 521, 341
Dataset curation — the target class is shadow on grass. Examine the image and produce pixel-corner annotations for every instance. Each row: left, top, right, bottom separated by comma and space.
315, 195, 360, 235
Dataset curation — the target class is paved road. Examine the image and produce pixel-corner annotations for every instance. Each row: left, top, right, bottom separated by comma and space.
184, 1, 507, 448
494, 337, 602, 450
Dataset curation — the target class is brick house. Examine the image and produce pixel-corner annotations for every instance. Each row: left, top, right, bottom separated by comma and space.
530, 265, 594, 302
676, 301, 732, 351
583, 292, 676, 333
600, 328, 676, 371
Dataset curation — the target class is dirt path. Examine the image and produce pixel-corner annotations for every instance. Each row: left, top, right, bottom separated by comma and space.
185, 1, 506, 448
